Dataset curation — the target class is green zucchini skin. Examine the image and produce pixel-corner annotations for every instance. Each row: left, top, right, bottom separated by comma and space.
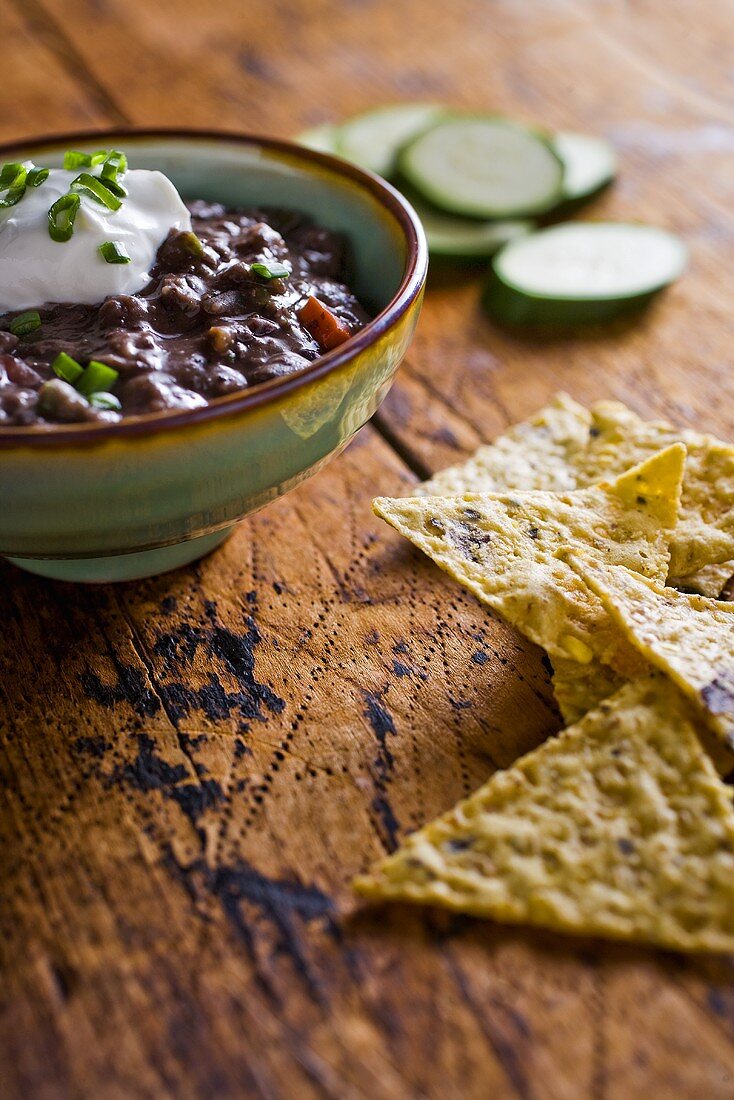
482, 269, 660, 327
396, 182, 533, 260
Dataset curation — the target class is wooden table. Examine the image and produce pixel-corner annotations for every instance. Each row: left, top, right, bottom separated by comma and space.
3, 2, 734, 1096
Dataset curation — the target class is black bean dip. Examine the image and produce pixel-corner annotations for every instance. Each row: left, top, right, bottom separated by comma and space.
0, 201, 370, 426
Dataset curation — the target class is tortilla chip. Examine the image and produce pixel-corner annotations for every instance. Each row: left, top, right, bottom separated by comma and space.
418, 392, 591, 497
417, 395, 734, 590
669, 561, 734, 599
354, 676, 734, 952
551, 656, 624, 725
567, 550, 734, 747
374, 444, 685, 669
578, 401, 734, 579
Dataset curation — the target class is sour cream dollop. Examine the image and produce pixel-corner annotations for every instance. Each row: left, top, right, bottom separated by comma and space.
0, 167, 192, 312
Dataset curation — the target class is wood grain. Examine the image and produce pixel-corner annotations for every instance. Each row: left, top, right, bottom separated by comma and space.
3, 2, 734, 1097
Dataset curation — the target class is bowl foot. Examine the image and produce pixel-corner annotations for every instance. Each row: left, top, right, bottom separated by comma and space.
5, 528, 233, 583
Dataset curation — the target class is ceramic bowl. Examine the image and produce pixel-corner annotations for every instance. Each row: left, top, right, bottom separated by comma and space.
0, 130, 427, 582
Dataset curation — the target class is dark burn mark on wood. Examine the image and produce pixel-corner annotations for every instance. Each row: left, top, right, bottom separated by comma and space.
152, 600, 285, 727
392, 659, 412, 678
171, 778, 225, 823
80, 663, 161, 718
430, 425, 460, 449
160, 595, 178, 614
154, 622, 200, 665
115, 734, 187, 790
707, 987, 729, 1018
110, 734, 224, 825
179, 733, 208, 751
362, 689, 401, 852
471, 650, 490, 666
238, 48, 281, 82
448, 958, 535, 1100
701, 678, 734, 716
169, 854, 334, 1005
48, 960, 76, 1004
72, 735, 110, 758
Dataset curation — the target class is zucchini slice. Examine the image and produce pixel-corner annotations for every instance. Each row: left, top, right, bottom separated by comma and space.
296, 123, 341, 155
337, 103, 444, 177
484, 222, 687, 326
406, 191, 532, 258
399, 116, 564, 218
553, 131, 617, 202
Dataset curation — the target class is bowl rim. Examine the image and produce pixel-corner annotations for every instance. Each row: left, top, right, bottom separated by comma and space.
0, 127, 427, 449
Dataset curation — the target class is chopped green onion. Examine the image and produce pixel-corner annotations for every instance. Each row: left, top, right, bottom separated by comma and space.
71, 172, 122, 210
0, 186, 26, 208
99, 176, 127, 198
99, 240, 131, 264
63, 149, 109, 170
0, 162, 27, 208
48, 193, 80, 242
10, 310, 41, 337
76, 360, 119, 395
101, 150, 128, 179
27, 167, 49, 188
0, 162, 26, 188
251, 260, 290, 280
52, 351, 84, 384
88, 392, 122, 411
180, 231, 204, 256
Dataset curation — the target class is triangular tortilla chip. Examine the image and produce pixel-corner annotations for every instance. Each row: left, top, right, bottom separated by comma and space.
567, 550, 734, 747
419, 392, 591, 497
417, 395, 734, 595
354, 677, 734, 952
577, 401, 734, 579
668, 561, 734, 598
374, 444, 685, 669
551, 656, 624, 725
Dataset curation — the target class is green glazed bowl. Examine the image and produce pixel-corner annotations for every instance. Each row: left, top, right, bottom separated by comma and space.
0, 130, 427, 582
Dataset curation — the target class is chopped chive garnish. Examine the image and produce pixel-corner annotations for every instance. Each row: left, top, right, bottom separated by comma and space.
0, 186, 26, 208
101, 150, 128, 180
251, 260, 290, 280
52, 351, 84, 384
0, 162, 25, 188
99, 176, 127, 198
63, 149, 109, 170
88, 392, 122, 411
26, 167, 49, 188
0, 162, 27, 208
71, 172, 122, 211
99, 240, 131, 264
76, 360, 119, 395
63, 151, 86, 170
10, 310, 41, 337
180, 231, 204, 256
48, 192, 80, 242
